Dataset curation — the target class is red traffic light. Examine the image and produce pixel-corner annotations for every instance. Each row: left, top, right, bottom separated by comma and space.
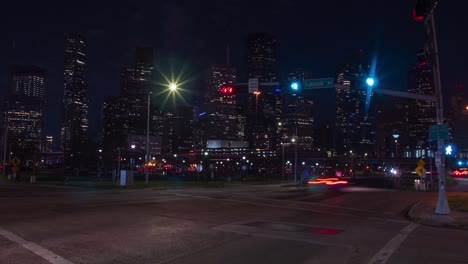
413, 0, 438, 21
221, 86, 234, 94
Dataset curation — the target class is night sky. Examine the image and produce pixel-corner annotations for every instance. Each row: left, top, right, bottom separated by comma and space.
1, 0, 466, 142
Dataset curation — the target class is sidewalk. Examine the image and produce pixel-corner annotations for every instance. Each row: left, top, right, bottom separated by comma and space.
408, 194, 468, 230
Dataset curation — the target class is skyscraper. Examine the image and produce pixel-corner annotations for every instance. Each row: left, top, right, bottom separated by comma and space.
283, 70, 314, 152
246, 33, 279, 150
203, 64, 238, 142
335, 50, 375, 155
10, 65, 46, 98
246, 33, 277, 82
121, 47, 154, 97
407, 61, 436, 157
61, 33, 89, 164
171, 106, 194, 153
3, 66, 46, 156
103, 47, 158, 163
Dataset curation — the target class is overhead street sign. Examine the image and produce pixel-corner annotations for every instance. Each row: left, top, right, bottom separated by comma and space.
429, 124, 449, 141
303, 78, 334, 89
248, 78, 259, 93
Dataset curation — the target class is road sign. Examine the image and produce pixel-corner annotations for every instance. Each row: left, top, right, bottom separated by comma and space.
248, 78, 259, 93
10, 157, 21, 167
414, 159, 427, 177
303, 78, 334, 89
429, 124, 449, 141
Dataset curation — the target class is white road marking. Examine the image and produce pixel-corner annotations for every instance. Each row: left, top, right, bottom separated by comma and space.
367, 223, 419, 264
0, 227, 74, 264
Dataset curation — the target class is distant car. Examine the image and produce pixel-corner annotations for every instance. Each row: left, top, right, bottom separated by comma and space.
308, 177, 349, 186
453, 169, 468, 178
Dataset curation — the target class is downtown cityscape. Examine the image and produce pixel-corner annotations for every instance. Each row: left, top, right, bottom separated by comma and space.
1, 7, 467, 180
1, 1, 468, 264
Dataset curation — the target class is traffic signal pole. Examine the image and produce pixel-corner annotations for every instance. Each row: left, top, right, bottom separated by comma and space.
427, 11, 450, 215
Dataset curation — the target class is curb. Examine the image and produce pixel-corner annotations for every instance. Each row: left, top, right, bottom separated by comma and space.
408, 201, 468, 230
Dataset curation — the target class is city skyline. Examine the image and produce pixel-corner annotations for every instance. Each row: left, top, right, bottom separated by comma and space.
2, 3, 468, 263
1, 0, 466, 144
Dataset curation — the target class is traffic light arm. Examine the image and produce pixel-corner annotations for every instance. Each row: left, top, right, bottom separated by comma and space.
335, 85, 436, 101
373, 88, 436, 102
235, 82, 280, 87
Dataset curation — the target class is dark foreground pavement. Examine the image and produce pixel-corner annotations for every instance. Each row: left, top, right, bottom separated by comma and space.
0, 183, 467, 264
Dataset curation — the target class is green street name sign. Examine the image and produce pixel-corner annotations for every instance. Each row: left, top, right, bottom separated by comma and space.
303, 78, 334, 89
429, 124, 449, 141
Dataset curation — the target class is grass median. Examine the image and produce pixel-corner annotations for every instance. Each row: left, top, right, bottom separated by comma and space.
448, 193, 468, 212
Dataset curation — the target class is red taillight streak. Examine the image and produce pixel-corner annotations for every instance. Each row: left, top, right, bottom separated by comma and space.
308, 178, 348, 185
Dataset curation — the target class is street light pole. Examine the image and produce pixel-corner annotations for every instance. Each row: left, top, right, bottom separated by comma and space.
294, 141, 297, 183
395, 139, 398, 159
2, 125, 7, 178
427, 12, 450, 215
254, 91, 260, 128
145, 92, 151, 186
117, 147, 121, 183
281, 143, 284, 182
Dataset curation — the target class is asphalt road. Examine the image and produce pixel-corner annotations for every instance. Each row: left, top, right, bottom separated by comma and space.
0, 183, 467, 264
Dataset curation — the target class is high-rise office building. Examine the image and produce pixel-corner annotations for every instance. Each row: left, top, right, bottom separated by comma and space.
121, 47, 154, 97
245, 33, 280, 150
103, 47, 159, 162
171, 106, 193, 153
282, 71, 314, 152
247, 33, 277, 82
3, 66, 46, 155
203, 64, 238, 143
61, 33, 89, 163
10, 65, 46, 98
335, 50, 375, 155
407, 62, 436, 156
4, 96, 44, 155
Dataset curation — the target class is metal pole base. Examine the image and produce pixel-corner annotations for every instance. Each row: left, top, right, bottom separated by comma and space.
435, 187, 450, 215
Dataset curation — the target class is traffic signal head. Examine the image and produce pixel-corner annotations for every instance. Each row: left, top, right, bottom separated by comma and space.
366, 77, 375, 87
413, 0, 438, 21
290, 81, 301, 91
221, 85, 235, 95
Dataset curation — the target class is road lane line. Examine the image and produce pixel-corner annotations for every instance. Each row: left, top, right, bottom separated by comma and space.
0, 227, 74, 264
367, 223, 419, 264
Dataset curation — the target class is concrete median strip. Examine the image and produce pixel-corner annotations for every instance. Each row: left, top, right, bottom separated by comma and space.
0, 227, 74, 264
